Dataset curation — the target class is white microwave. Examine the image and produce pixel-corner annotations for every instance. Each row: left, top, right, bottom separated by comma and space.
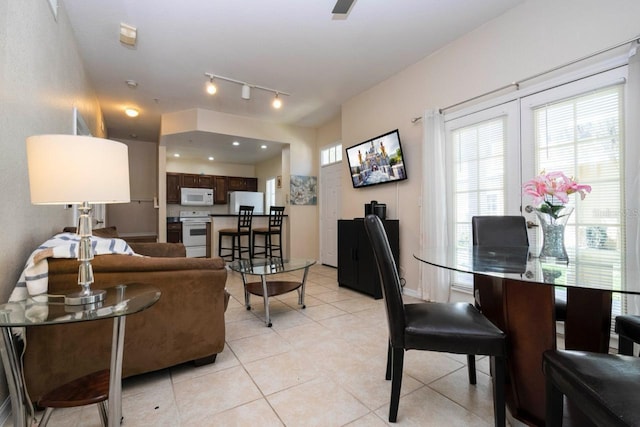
180, 187, 214, 206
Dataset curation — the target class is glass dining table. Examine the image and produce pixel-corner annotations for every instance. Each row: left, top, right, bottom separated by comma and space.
414, 246, 640, 427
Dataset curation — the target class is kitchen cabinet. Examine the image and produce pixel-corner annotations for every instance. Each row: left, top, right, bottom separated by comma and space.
228, 176, 258, 192
166, 173, 257, 204
213, 176, 228, 204
182, 174, 213, 189
167, 222, 182, 243
166, 173, 181, 204
337, 218, 399, 299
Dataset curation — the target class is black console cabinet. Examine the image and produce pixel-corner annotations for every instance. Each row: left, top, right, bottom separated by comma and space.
338, 218, 399, 299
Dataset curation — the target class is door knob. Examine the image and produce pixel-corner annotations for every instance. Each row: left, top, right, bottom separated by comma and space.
526, 221, 538, 228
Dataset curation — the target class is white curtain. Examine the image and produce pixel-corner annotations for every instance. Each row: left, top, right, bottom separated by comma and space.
626, 42, 640, 314
420, 109, 451, 302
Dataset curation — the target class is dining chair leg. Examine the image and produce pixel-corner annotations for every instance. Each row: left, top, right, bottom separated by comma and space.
492, 356, 506, 427
467, 354, 477, 385
545, 371, 564, 427
619, 335, 635, 356
385, 340, 392, 380
389, 346, 404, 423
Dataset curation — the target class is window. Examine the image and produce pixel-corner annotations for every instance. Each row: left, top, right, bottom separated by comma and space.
321, 143, 342, 166
445, 102, 519, 288
522, 77, 625, 322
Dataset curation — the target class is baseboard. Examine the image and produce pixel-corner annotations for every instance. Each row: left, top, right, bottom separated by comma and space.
402, 287, 421, 299
0, 396, 11, 427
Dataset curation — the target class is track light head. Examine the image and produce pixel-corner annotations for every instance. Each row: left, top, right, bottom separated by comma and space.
272, 93, 282, 109
206, 78, 217, 95
241, 84, 251, 100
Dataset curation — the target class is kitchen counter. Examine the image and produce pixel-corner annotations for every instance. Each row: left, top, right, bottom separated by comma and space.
167, 216, 181, 223
206, 215, 289, 258
208, 214, 288, 218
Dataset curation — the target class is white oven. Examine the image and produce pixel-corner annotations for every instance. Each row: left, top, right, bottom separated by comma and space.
179, 211, 211, 257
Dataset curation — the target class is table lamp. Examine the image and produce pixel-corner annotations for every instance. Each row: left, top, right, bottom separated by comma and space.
26, 135, 130, 305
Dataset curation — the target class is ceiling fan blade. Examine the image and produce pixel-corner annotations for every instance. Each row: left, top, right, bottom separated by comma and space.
332, 0, 355, 14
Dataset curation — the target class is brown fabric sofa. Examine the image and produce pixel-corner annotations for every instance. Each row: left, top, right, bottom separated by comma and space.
22, 229, 228, 403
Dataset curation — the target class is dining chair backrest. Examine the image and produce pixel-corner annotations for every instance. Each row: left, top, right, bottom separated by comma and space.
268, 206, 285, 231
472, 215, 529, 247
364, 214, 406, 348
238, 205, 254, 231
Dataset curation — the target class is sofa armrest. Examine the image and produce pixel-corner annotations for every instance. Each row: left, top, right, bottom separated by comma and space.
129, 242, 186, 258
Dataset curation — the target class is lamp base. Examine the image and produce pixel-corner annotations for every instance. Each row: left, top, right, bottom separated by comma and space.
65, 289, 106, 305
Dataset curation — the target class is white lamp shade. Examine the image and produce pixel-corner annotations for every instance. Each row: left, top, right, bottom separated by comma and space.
26, 135, 131, 205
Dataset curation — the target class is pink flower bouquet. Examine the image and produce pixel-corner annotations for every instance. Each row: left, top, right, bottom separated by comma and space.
523, 171, 591, 219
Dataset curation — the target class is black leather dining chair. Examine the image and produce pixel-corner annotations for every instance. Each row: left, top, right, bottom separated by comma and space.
471, 215, 568, 321
615, 315, 640, 356
364, 214, 507, 425
218, 205, 254, 261
543, 349, 640, 426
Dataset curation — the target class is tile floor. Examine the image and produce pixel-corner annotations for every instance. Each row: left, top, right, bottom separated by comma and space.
29, 264, 501, 426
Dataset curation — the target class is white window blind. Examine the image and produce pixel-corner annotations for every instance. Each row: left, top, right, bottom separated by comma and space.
530, 85, 624, 319
449, 116, 507, 288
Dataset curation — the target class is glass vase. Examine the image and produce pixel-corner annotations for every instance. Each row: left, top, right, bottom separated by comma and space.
535, 206, 573, 263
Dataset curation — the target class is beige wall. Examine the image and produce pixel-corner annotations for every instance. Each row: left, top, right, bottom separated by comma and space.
160, 109, 319, 258
0, 0, 104, 405
341, 0, 640, 297
107, 138, 158, 236
255, 153, 286, 206
316, 114, 341, 149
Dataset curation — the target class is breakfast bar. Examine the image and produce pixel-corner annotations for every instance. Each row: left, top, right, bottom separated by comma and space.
206, 214, 289, 259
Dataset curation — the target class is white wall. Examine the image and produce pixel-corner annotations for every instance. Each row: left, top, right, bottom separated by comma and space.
341, 0, 640, 297
0, 0, 104, 406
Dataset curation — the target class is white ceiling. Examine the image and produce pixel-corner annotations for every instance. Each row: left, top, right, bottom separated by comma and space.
63, 0, 525, 163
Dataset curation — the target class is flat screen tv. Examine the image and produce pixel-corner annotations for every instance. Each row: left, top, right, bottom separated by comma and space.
345, 129, 407, 189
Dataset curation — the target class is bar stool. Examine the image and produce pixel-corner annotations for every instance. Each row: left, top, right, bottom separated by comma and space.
615, 315, 640, 356
38, 369, 109, 427
218, 205, 254, 261
252, 206, 285, 258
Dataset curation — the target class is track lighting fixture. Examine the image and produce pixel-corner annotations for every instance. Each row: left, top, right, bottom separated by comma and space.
241, 84, 251, 100
272, 93, 282, 109
206, 76, 217, 95
204, 72, 289, 108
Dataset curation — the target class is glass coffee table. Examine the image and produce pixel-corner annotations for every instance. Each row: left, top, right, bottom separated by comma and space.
228, 258, 316, 327
0, 282, 160, 427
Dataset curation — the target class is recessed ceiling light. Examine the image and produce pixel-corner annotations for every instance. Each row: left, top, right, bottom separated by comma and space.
174, 153, 180, 158
126, 79, 138, 88
208, 156, 214, 161
260, 145, 267, 149
232, 141, 240, 146
125, 107, 139, 117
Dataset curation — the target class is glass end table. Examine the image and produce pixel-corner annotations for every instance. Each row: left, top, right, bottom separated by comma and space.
0, 282, 160, 427
228, 258, 316, 327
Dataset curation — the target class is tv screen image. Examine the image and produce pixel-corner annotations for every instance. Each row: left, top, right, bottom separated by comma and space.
345, 129, 407, 188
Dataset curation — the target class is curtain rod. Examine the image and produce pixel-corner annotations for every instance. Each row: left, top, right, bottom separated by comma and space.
411, 35, 640, 123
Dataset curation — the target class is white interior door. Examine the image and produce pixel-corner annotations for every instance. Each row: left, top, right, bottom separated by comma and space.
320, 162, 341, 267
